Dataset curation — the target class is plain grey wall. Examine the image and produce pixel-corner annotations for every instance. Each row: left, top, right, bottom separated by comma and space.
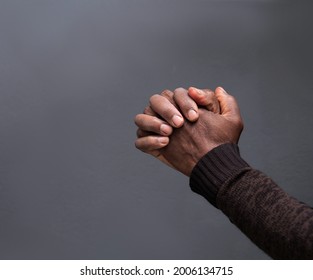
0, 0, 312, 259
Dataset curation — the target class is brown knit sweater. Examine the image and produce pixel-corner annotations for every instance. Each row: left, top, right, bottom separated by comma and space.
190, 143, 313, 259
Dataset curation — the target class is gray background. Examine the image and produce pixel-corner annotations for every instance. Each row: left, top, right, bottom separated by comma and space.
0, 0, 312, 259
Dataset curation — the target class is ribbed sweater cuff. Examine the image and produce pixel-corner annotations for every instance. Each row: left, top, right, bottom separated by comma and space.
189, 143, 249, 208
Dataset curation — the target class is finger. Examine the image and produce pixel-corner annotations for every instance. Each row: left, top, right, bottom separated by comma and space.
149, 94, 184, 128
215, 87, 242, 123
188, 87, 220, 113
173, 87, 199, 122
134, 114, 173, 136
135, 135, 169, 152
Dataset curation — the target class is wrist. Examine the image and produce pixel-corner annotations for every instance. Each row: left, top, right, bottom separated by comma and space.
189, 143, 250, 207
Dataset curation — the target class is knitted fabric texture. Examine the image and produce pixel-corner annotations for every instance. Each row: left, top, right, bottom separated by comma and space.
190, 143, 313, 259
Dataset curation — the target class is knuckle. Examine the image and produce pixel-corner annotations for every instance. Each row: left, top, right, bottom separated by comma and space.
203, 89, 215, 103
161, 90, 174, 104
161, 89, 173, 99
204, 88, 214, 96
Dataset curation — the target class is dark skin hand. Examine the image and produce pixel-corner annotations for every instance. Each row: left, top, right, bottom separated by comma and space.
135, 87, 243, 176
135, 87, 220, 168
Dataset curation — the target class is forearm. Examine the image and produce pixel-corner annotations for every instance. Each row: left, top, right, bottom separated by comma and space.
190, 143, 313, 259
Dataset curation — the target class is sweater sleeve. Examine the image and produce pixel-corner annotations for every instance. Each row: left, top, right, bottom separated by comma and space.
189, 143, 313, 259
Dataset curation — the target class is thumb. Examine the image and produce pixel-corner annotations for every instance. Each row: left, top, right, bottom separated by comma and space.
215, 87, 241, 121
188, 87, 220, 113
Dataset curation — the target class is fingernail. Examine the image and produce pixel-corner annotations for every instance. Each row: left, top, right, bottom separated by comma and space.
158, 137, 169, 145
188, 109, 198, 120
172, 115, 183, 127
160, 124, 172, 135
219, 87, 228, 94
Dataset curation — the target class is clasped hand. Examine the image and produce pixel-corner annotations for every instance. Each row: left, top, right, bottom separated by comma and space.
134, 86, 243, 176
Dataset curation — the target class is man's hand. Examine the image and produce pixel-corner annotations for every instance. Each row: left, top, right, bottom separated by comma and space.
134, 87, 220, 167
161, 87, 244, 176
